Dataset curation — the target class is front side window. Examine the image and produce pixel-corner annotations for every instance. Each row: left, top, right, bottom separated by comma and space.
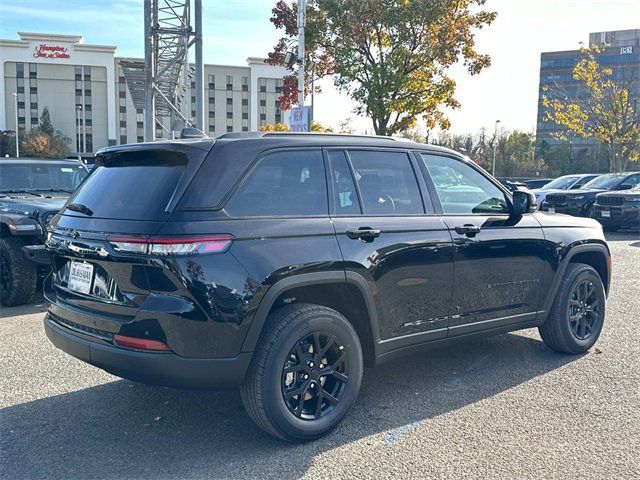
421, 154, 509, 215
225, 150, 327, 217
348, 150, 423, 215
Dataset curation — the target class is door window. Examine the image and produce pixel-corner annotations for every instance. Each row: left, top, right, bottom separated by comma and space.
225, 149, 327, 217
327, 150, 361, 215
421, 154, 509, 215
348, 150, 423, 215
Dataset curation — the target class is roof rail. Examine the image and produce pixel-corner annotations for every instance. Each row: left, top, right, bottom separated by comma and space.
215, 131, 411, 142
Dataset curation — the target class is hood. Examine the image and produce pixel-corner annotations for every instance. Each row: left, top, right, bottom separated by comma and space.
563, 188, 606, 196
597, 188, 640, 198
533, 211, 602, 229
0, 192, 70, 216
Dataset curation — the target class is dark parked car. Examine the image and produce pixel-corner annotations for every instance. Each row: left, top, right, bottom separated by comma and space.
541, 172, 640, 217
44, 133, 611, 442
0, 158, 88, 306
522, 178, 553, 190
497, 178, 526, 192
594, 187, 640, 231
530, 173, 600, 207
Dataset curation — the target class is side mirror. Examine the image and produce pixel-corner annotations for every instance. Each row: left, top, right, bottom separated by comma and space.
512, 189, 537, 216
619, 183, 633, 190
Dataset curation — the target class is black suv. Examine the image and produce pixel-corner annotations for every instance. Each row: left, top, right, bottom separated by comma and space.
542, 172, 640, 217
44, 133, 611, 442
0, 158, 88, 306
594, 187, 640, 231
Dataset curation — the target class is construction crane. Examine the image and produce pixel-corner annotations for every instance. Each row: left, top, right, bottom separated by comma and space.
121, 0, 204, 141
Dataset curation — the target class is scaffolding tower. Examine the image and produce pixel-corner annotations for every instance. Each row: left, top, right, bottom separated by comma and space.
122, 0, 204, 141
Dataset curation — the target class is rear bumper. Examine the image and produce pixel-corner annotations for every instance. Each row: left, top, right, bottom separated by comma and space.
44, 315, 252, 390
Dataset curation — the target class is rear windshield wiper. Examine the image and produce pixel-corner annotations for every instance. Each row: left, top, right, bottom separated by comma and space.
66, 203, 94, 216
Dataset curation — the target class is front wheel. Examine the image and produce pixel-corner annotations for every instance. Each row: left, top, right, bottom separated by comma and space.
0, 237, 37, 307
241, 304, 363, 442
539, 263, 606, 354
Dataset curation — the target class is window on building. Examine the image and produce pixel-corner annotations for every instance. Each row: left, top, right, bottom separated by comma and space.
260, 99, 266, 107
209, 111, 215, 118
29, 63, 37, 78
226, 98, 233, 105
120, 106, 126, 113
84, 89, 91, 97
86, 134, 93, 152
16, 63, 24, 77
227, 112, 233, 119
242, 99, 248, 107
84, 66, 91, 80
226, 75, 233, 90
119, 91, 126, 98
242, 113, 248, 120
242, 126, 248, 131
120, 121, 127, 128
31, 117, 38, 125
17, 102, 25, 109
260, 113, 266, 121
85, 104, 92, 112
242, 76, 249, 91
137, 136, 144, 143
209, 95, 215, 104
275, 114, 282, 123
226, 126, 233, 132
137, 121, 143, 129
76, 89, 83, 97
30, 102, 37, 110
275, 79, 282, 94
259, 78, 267, 93
208, 125, 215, 132
18, 116, 25, 127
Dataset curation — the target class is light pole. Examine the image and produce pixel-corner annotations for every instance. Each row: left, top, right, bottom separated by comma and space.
12, 93, 19, 158
76, 105, 82, 159
492, 119, 501, 177
297, 0, 307, 109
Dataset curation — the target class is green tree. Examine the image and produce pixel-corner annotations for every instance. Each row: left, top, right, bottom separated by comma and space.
268, 0, 496, 135
542, 45, 640, 172
39, 107, 55, 136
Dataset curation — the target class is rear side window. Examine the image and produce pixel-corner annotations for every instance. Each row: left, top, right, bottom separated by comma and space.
348, 150, 423, 215
225, 149, 327, 217
67, 152, 186, 221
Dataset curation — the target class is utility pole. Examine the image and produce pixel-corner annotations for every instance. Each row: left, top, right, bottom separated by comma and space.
12, 93, 19, 158
492, 119, 501, 177
297, 0, 307, 108
194, 0, 204, 132
76, 105, 83, 159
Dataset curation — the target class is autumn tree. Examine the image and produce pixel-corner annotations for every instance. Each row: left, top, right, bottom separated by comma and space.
543, 45, 640, 173
19, 107, 71, 158
268, 0, 496, 136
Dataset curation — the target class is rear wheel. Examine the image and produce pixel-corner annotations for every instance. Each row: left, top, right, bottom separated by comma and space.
539, 263, 605, 354
0, 237, 37, 307
240, 304, 363, 442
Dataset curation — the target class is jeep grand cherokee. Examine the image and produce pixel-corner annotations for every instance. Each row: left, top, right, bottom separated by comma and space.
44, 133, 611, 442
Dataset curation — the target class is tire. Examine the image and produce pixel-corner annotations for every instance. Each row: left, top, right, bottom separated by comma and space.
539, 263, 606, 354
0, 236, 38, 307
240, 303, 363, 442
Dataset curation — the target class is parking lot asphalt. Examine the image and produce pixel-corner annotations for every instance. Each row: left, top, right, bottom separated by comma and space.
1, 232, 639, 480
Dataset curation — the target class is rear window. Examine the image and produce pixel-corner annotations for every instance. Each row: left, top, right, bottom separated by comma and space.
66, 152, 186, 220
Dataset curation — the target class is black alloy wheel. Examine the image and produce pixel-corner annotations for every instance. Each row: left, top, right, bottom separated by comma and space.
568, 279, 601, 341
281, 332, 349, 420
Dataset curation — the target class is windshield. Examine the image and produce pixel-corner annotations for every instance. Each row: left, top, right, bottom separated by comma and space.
582, 174, 625, 190
0, 163, 88, 192
541, 175, 580, 190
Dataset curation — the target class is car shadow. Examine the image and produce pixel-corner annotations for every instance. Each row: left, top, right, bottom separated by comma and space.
0, 331, 579, 479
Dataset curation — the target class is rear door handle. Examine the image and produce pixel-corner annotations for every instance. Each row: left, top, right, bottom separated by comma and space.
346, 227, 381, 241
454, 224, 481, 236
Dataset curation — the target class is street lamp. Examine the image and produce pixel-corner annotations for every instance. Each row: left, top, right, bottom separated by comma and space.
12, 93, 19, 158
76, 105, 83, 158
492, 119, 501, 177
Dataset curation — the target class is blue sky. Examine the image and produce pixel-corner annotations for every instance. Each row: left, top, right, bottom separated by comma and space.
1, 0, 639, 134
0, 0, 281, 64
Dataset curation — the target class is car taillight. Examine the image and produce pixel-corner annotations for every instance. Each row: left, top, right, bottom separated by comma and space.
114, 334, 171, 351
107, 235, 232, 256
